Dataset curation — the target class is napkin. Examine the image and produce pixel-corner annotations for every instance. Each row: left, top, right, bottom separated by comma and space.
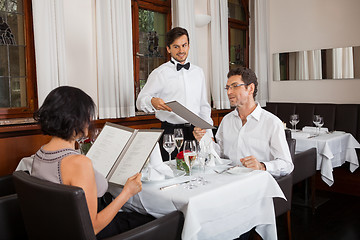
145, 143, 174, 181
199, 132, 224, 167
291, 131, 311, 139
302, 126, 328, 134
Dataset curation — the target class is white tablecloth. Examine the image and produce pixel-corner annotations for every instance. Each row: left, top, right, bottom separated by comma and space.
110, 168, 285, 240
292, 131, 360, 186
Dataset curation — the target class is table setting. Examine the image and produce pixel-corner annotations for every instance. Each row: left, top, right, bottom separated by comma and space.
286, 114, 360, 186
109, 130, 285, 240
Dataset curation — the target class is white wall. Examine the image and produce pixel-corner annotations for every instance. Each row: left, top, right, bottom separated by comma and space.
60, 0, 360, 107
268, 0, 360, 104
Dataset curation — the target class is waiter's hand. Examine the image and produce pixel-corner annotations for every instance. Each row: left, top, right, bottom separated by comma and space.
240, 156, 266, 171
151, 97, 172, 112
193, 127, 206, 142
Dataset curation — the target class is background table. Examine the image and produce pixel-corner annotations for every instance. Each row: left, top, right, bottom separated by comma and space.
292, 131, 360, 186
110, 168, 285, 240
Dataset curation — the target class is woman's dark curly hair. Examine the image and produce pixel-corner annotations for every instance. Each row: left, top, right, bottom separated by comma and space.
34, 86, 96, 141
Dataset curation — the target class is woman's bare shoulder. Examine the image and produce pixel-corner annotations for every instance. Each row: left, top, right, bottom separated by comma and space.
61, 154, 94, 185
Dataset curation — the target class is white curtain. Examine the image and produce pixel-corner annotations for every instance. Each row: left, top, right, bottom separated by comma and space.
332, 47, 354, 79
209, 0, 230, 109
95, 0, 135, 118
171, 0, 198, 65
295, 50, 322, 80
308, 50, 322, 79
249, 0, 269, 106
296, 51, 309, 80
32, 0, 67, 106
273, 53, 280, 81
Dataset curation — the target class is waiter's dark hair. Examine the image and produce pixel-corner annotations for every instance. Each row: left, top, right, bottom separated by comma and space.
34, 86, 96, 141
166, 27, 189, 47
227, 67, 258, 99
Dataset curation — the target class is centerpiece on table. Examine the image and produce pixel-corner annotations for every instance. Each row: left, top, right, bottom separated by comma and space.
78, 137, 92, 155
176, 151, 189, 174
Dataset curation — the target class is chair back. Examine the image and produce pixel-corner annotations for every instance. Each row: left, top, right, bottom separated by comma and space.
0, 174, 16, 197
293, 148, 317, 185
274, 173, 293, 216
13, 171, 96, 240
0, 194, 28, 240
273, 136, 295, 217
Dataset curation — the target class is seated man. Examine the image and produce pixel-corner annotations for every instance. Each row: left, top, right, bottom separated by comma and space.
194, 67, 293, 177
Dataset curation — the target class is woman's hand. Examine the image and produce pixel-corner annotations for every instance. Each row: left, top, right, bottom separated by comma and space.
122, 173, 142, 197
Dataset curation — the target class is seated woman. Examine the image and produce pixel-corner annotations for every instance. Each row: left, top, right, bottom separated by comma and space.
31, 86, 154, 239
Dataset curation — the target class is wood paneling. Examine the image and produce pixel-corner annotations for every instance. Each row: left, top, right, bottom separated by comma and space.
0, 110, 232, 176
0, 134, 51, 176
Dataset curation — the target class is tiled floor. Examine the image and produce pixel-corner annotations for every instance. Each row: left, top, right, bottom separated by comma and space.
277, 190, 360, 240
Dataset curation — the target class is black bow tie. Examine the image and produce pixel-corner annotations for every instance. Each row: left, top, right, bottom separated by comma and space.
170, 60, 190, 71
177, 62, 190, 71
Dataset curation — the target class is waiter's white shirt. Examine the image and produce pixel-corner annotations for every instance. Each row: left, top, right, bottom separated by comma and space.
136, 58, 213, 126
214, 104, 294, 177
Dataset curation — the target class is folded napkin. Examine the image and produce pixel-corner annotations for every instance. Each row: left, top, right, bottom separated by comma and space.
291, 131, 311, 139
199, 132, 224, 167
145, 143, 174, 181
302, 126, 328, 134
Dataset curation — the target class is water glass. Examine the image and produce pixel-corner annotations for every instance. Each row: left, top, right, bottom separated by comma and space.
163, 134, 175, 161
183, 140, 197, 189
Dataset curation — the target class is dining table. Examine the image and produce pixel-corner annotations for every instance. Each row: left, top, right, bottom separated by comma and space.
109, 164, 285, 240
291, 130, 360, 186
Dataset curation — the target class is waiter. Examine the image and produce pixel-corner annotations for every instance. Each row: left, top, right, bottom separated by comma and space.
136, 27, 213, 159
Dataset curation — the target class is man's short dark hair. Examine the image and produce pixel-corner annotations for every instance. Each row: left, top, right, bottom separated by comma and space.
34, 86, 96, 141
227, 67, 258, 99
166, 27, 189, 47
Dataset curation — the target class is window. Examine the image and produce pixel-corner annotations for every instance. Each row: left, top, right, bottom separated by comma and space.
228, 0, 249, 69
132, 0, 171, 102
0, 0, 36, 119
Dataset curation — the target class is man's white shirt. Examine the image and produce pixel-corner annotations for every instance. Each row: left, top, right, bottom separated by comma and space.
136, 59, 213, 126
214, 104, 294, 177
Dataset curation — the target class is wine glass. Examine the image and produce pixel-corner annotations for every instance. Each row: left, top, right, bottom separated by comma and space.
289, 114, 300, 131
317, 116, 324, 135
174, 128, 184, 154
183, 140, 197, 189
313, 115, 321, 135
163, 134, 176, 161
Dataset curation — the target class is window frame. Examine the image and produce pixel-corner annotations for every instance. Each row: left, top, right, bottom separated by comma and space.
131, 0, 171, 103
228, 0, 249, 68
0, 0, 37, 119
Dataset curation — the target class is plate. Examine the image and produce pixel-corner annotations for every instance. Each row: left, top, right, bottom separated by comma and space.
227, 166, 253, 175
141, 168, 186, 183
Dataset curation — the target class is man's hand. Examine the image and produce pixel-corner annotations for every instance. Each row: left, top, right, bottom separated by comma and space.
193, 127, 206, 142
240, 156, 266, 171
151, 97, 172, 112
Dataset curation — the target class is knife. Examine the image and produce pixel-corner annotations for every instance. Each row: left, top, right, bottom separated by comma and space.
160, 180, 191, 190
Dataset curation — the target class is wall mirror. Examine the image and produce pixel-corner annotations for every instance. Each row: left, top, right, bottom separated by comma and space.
273, 46, 360, 81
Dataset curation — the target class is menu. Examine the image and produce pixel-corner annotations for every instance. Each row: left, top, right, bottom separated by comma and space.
165, 101, 215, 129
86, 122, 163, 186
